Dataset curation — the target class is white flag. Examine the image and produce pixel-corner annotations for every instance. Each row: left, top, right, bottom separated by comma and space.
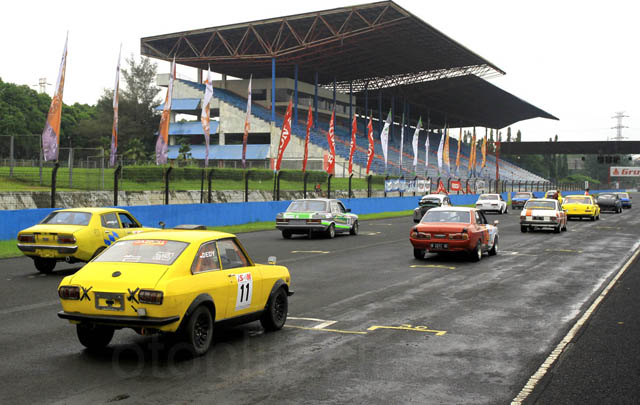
412, 117, 422, 167
399, 113, 404, 168
425, 132, 430, 168
200, 66, 214, 167
380, 110, 391, 169
437, 130, 444, 175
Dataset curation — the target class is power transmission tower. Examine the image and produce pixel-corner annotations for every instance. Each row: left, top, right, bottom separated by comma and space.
31, 77, 52, 94
611, 111, 629, 140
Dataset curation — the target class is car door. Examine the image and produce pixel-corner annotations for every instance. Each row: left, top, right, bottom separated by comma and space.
99, 212, 123, 247
331, 201, 350, 231
190, 241, 230, 320
217, 238, 263, 317
475, 211, 490, 250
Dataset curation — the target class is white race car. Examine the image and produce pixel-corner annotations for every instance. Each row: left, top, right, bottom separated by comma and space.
520, 198, 568, 233
475, 194, 508, 214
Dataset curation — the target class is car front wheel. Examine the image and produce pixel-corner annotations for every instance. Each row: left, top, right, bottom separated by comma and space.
183, 305, 214, 356
350, 221, 359, 236
489, 236, 498, 256
261, 287, 288, 331
34, 257, 56, 274
76, 324, 114, 350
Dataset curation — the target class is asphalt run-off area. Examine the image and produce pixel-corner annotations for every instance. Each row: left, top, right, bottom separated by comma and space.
1, 195, 639, 404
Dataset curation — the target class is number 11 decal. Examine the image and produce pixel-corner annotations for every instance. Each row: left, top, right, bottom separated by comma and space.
235, 272, 253, 311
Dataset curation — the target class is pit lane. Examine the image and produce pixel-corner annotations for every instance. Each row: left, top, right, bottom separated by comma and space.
0, 196, 638, 404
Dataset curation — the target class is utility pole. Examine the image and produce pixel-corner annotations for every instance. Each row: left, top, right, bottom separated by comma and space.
611, 111, 629, 140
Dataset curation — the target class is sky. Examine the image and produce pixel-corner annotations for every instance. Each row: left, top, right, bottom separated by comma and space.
2, 0, 639, 142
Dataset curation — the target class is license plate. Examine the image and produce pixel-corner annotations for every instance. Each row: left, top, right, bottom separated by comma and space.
36, 249, 56, 258
95, 292, 125, 311
430, 243, 448, 249
290, 219, 306, 225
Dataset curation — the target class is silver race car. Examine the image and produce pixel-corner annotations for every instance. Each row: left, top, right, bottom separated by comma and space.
276, 198, 359, 239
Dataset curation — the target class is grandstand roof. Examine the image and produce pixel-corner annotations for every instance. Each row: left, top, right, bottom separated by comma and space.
359, 75, 559, 129
140, 1, 504, 92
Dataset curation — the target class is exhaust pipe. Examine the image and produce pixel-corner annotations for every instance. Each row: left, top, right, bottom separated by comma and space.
65, 256, 71, 263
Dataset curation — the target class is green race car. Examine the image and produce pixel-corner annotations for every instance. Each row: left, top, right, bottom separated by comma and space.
276, 198, 359, 239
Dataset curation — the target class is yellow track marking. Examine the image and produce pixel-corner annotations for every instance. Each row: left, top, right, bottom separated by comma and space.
290, 250, 330, 254
285, 325, 367, 335
410, 264, 456, 270
544, 249, 582, 253
367, 324, 447, 336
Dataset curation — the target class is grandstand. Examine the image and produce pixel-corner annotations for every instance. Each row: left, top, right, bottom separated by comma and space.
143, 1, 554, 183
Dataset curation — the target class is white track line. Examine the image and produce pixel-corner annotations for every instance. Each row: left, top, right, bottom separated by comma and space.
512, 244, 640, 404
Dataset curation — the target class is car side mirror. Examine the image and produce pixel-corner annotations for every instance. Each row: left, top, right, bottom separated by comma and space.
493, 220, 499, 226
346, 208, 351, 212
268, 256, 277, 265
158, 221, 166, 229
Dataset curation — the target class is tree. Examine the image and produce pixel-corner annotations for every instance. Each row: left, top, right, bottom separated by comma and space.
177, 137, 192, 161
506, 127, 512, 142
516, 129, 522, 142
123, 137, 149, 163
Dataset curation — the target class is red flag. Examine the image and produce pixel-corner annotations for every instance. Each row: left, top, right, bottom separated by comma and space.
275, 99, 293, 171
302, 104, 313, 172
326, 110, 336, 175
348, 114, 357, 175
366, 115, 374, 175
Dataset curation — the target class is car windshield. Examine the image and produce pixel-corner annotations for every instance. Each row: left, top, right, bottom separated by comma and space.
94, 240, 188, 265
287, 200, 328, 212
617, 193, 629, 199
524, 200, 556, 210
40, 211, 92, 226
479, 195, 498, 200
514, 193, 531, 199
419, 198, 441, 207
565, 197, 591, 204
422, 210, 470, 223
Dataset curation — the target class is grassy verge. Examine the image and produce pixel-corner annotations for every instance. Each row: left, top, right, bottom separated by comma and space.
0, 240, 20, 259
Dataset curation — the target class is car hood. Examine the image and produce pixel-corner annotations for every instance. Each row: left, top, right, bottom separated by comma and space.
20, 224, 86, 235
68, 262, 171, 291
415, 223, 468, 232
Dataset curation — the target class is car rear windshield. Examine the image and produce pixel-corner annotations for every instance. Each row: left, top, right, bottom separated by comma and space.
419, 198, 441, 207
94, 240, 188, 265
565, 197, 590, 204
422, 210, 470, 223
617, 193, 629, 198
287, 200, 327, 212
40, 211, 92, 226
514, 193, 531, 199
524, 201, 556, 210
478, 194, 498, 200
598, 194, 615, 199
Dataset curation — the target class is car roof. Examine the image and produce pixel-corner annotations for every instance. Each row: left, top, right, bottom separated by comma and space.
479, 193, 500, 196
291, 198, 335, 203
54, 207, 129, 214
119, 230, 235, 244
526, 198, 558, 203
422, 194, 445, 199
565, 195, 591, 198
428, 206, 475, 212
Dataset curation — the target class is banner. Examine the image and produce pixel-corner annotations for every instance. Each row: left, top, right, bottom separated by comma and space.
155, 57, 175, 165
42, 33, 68, 162
412, 117, 422, 168
436, 180, 448, 195
275, 99, 293, 171
610, 167, 640, 177
110, 44, 121, 168
348, 113, 357, 175
326, 110, 336, 174
468, 127, 477, 177
455, 128, 461, 174
443, 128, 450, 174
200, 66, 214, 168
399, 112, 405, 168
380, 110, 391, 169
366, 115, 374, 175
242, 75, 252, 168
302, 104, 313, 172
436, 130, 444, 174
425, 120, 430, 169
384, 178, 429, 193
481, 128, 487, 169
450, 180, 462, 192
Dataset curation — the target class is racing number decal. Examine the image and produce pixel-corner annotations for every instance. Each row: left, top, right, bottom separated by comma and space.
235, 272, 253, 311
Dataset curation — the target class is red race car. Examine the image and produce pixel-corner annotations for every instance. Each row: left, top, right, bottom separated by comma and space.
410, 207, 499, 262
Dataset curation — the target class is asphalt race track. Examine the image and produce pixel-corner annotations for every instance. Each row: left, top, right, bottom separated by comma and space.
1, 196, 639, 404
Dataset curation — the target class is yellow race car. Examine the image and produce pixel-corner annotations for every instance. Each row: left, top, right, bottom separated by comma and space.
562, 195, 601, 220
57, 230, 293, 355
17, 207, 157, 274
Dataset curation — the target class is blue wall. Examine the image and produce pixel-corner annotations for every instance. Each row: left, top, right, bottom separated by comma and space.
1, 189, 622, 240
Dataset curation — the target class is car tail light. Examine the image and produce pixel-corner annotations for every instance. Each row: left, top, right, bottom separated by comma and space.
18, 234, 35, 243
57, 234, 76, 244
306, 219, 321, 224
138, 290, 163, 305
410, 230, 430, 239
449, 233, 469, 240
58, 286, 80, 300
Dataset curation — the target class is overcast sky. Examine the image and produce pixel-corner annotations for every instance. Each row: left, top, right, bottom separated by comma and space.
2, 0, 638, 142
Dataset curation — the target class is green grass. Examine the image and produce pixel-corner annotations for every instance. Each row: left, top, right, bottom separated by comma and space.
0, 240, 20, 259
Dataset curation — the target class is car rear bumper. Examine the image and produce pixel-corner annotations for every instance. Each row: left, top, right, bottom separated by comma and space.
276, 223, 329, 232
520, 221, 559, 228
58, 311, 180, 327
17, 244, 78, 254
410, 238, 472, 252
